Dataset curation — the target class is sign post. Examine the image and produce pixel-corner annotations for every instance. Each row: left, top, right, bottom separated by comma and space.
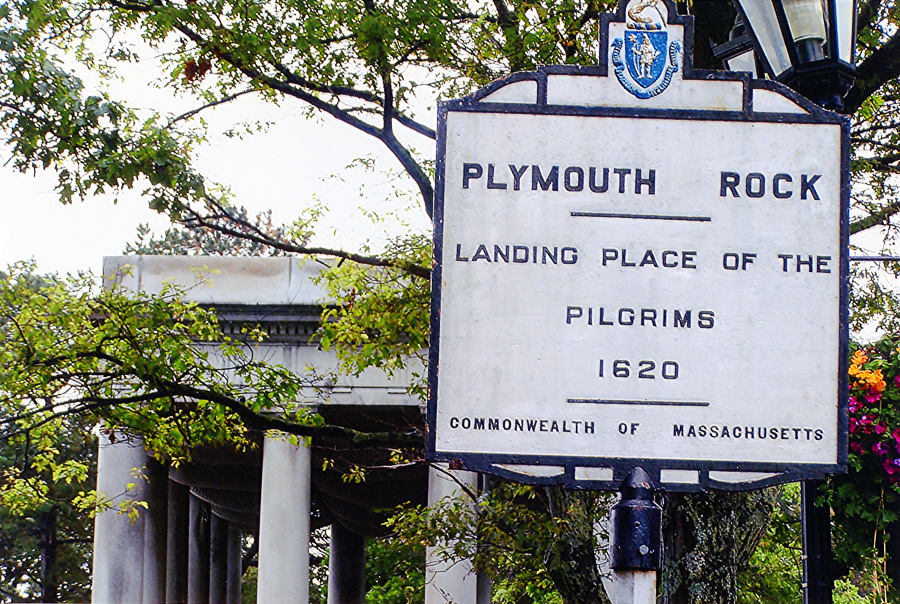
428, 0, 849, 599
607, 468, 661, 602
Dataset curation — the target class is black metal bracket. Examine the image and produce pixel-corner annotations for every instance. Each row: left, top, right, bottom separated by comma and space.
611, 467, 662, 571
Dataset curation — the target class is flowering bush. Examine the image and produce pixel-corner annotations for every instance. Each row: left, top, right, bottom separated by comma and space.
847, 345, 900, 482
828, 336, 900, 589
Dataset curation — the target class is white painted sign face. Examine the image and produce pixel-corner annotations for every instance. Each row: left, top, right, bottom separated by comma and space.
428, 0, 848, 491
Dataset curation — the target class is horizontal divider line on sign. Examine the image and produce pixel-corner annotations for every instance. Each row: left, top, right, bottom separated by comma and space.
566, 398, 710, 407
571, 211, 712, 222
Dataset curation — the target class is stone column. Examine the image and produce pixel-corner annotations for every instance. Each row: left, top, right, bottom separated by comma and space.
166, 480, 190, 604
143, 458, 168, 604
188, 494, 211, 604
225, 525, 242, 604
209, 514, 229, 604
327, 523, 366, 604
256, 433, 311, 604
91, 432, 148, 604
425, 465, 488, 604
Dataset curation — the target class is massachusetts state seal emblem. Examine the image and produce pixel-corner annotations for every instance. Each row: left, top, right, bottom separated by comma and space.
612, 0, 681, 98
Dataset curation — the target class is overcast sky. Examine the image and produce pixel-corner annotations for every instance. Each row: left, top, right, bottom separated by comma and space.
0, 45, 433, 277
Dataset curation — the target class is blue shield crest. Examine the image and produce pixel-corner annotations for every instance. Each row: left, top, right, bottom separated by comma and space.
625, 29, 668, 86
611, 0, 681, 98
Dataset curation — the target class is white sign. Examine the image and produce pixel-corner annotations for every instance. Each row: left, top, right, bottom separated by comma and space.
427, 0, 848, 491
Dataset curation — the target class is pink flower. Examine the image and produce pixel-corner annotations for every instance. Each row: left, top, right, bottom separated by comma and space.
894, 374, 900, 386
873, 442, 889, 456
866, 392, 882, 404
850, 442, 864, 454
876, 423, 888, 435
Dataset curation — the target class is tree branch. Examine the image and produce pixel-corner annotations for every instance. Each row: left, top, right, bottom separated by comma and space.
852, 137, 900, 155
173, 24, 383, 136
855, 152, 900, 171
380, 132, 435, 219
104, 0, 157, 13
843, 29, 900, 114
852, 120, 900, 137
152, 381, 425, 448
851, 200, 900, 235
3, 382, 424, 449
55, 538, 93, 545
173, 23, 436, 217
268, 62, 435, 139
1, 392, 178, 437
181, 199, 431, 278
167, 89, 258, 127
382, 72, 395, 134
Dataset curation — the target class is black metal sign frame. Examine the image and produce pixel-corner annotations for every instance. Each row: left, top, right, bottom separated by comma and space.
427, 0, 849, 492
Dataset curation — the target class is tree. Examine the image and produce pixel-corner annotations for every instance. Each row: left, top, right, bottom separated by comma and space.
0, 268, 97, 603
125, 205, 293, 257
0, 412, 95, 603
4, 0, 900, 601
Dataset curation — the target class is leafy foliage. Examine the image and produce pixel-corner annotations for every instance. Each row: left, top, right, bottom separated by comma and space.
736, 339, 900, 602
364, 535, 425, 604
0, 260, 373, 508
737, 483, 879, 604
0, 2, 208, 213
0, 412, 95, 603
388, 477, 614, 604
737, 484, 802, 603
825, 336, 900, 598
317, 233, 431, 399
0, 269, 97, 602
0, 0, 621, 227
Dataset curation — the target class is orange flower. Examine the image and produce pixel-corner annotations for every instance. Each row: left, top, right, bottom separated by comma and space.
853, 368, 886, 393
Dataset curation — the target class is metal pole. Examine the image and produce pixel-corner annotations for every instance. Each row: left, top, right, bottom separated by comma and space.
802, 479, 833, 604
608, 467, 662, 604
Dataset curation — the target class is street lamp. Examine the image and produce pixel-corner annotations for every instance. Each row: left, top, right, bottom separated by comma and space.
714, 18, 761, 78
728, 0, 857, 109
